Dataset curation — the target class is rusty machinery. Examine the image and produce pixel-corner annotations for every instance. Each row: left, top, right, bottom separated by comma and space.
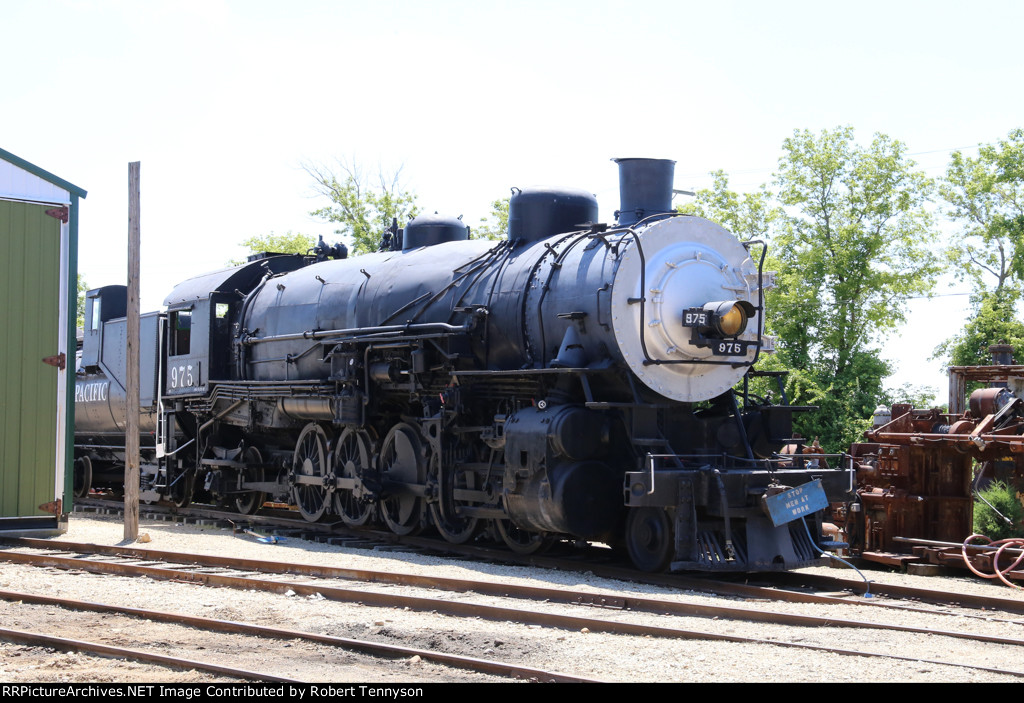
838, 345, 1024, 579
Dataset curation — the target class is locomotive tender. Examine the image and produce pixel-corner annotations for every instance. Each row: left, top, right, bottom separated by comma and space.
74, 158, 853, 572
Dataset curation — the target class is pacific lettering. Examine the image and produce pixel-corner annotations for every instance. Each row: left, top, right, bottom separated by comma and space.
74, 381, 109, 403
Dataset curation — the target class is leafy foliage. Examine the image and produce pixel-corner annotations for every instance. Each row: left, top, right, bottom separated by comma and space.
934, 289, 1024, 368
76, 274, 87, 329
767, 128, 939, 450
941, 128, 1024, 294
676, 169, 779, 242
973, 481, 1024, 540
772, 127, 938, 377
231, 231, 315, 266
884, 382, 939, 410
476, 197, 509, 241
686, 129, 939, 452
785, 351, 893, 451
936, 129, 1024, 369
304, 159, 418, 255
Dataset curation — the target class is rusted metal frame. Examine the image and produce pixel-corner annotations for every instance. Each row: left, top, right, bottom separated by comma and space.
895, 535, 1024, 557
895, 537, 1024, 584
949, 364, 1024, 379
0, 625, 297, 682
5, 547, 1024, 649
871, 431, 1024, 446
0, 588, 596, 683
925, 547, 1023, 576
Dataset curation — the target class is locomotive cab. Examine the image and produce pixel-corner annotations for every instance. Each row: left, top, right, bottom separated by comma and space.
165, 301, 206, 396
164, 293, 240, 394
162, 254, 310, 398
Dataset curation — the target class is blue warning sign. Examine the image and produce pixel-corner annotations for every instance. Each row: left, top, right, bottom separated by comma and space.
763, 479, 829, 527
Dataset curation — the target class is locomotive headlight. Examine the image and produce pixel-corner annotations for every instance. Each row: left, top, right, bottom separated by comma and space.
709, 301, 750, 337
683, 300, 756, 338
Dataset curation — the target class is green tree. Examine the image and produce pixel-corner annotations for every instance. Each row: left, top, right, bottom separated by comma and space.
676, 169, 779, 242
941, 128, 1024, 295
77, 274, 87, 329
680, 134, 939, 452
936, 129, 1024, 369
476, 197, 509, 241
304, 159, 419, 255
231, 231, 315, 266
772, 126, 938, 387
934, 289, 1024, 367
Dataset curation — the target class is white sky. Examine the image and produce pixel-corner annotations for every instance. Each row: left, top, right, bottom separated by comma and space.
4, 0, 1021, 401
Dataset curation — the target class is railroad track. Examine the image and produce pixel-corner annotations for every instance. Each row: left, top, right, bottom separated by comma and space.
75, 498, 1024, 618
2, 535, 1024, 681
0, 587, 591, 683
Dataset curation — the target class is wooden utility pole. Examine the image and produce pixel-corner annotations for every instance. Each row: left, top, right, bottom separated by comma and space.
124, 161, 140, 541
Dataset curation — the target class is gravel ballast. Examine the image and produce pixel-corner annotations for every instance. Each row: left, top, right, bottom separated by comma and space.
0, 512, 1022, 683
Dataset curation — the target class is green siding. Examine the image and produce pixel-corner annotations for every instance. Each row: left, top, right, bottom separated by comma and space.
0, 199, 59, 516
64, 195, 80, 507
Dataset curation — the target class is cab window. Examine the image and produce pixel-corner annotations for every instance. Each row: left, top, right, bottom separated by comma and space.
169, 310, 191, 356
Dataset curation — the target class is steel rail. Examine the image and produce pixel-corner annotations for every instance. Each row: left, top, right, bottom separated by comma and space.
0, 588, 594, 683
74, 498, 336, 533
3, 547, 1024, 678
0, 626, 298, 682
394, 533, 1024, 617
66, 502, 1024, 616
5, 537, 1024, 641
757, 570, 1024, 615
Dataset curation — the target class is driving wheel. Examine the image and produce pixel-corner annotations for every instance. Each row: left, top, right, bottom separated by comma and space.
379, 423, 425, 535
332, 428, 374, 526
291, 423, 330, 522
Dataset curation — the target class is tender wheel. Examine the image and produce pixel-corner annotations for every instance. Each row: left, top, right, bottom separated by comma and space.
291, 423, 330, 522
73, 456, 92, 499
234, 446, 266, 515
379, 423, 425, 536
429, 453, 480, 544
625, 507, 675, 572
495, 518, 552, 555
332, 429, 374, 527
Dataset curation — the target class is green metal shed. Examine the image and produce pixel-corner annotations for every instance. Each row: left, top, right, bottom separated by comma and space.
0, 148, 86, 535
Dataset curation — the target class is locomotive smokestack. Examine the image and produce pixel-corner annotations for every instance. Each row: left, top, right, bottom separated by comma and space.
614, 158, 676, 228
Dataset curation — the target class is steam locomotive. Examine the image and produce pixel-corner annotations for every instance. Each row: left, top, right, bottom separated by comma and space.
74, 158, 854, 572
